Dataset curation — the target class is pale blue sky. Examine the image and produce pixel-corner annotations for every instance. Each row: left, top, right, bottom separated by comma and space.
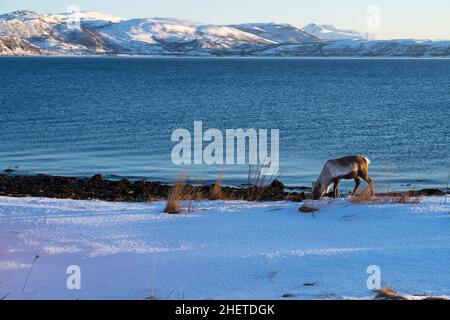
1, 0, 449, 39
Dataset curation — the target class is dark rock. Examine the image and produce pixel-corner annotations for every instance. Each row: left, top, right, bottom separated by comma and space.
91, 174, 103, 182
4, 168, 15, 173
284, 192, 307, 202
416, 189, 445, 196
269, 179, 285, 193
299, 204, 319, 213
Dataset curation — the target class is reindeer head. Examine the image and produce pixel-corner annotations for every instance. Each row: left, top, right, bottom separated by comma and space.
312, 181, 323, 200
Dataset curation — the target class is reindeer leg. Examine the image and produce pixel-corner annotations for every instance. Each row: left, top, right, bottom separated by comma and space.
333, 179, 341, 198
352, 177, 361, 196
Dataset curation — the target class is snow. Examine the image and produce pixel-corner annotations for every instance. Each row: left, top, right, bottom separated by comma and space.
100, 18, 198, 45
0, 10, 40, 21
0, 15, 53, 39
55, 11, 124, 24
302, 23, 372, 41
233, 23, 319, 44
197, 25, 272, 44
95, 19, 273, 52
1, 195, 449, 300
1, 10, 450, 56
0, 261, 32, 271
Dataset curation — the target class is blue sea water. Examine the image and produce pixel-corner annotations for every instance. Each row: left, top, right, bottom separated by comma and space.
0, 57, 449, 191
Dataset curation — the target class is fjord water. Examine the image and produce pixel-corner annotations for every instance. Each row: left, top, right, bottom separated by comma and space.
0, 57, 449, 191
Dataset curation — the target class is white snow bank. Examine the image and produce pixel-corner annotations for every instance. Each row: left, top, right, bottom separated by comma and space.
0, 196, 449, 300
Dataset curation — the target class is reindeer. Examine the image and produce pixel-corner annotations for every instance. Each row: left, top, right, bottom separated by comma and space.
312, 156, 373, 200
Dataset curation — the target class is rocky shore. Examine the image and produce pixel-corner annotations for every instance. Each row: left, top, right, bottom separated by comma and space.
0, 173, 308, 202
0, 173, 446, 203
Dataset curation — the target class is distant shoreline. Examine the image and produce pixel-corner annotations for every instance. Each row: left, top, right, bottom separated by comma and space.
2, 55, 450, 60
2, 10, 450, 59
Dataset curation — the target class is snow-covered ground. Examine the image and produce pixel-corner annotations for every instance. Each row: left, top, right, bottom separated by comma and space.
0, 195, 449, 300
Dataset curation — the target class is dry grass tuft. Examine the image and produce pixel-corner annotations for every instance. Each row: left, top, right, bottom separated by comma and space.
164, 180, 184, 214
247, 163, 278, 202
193, 188, 206, 202
375, 288, 407, 300
352, 185, 422, 205
351, 185, 375, 204
185, 180, 206, 212
164, 175, 206, 214
392, 193, 422, 205
164, 174, 190, 214
209, 172, 224, 200
374, 288, 448, 300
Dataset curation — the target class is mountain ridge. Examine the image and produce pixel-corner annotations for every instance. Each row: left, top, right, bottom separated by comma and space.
1, 10, 449, 57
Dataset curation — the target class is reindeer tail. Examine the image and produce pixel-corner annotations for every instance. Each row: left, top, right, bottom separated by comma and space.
362, 156, 372, 165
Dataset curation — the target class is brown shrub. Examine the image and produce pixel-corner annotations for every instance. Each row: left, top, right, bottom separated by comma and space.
375, 288, 407, 300
352, 185, 421, 205
164, 175, 188, 214
209, 172, 224, 200
392, 193, 422, 205
351, 185, 375, 204
247, 164, 279, 201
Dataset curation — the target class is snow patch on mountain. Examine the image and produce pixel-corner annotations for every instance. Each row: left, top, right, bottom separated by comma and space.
302, 23, 373, 41
0, 10, 41, 21
233, 23, 320, 44
55, 10, 124, 23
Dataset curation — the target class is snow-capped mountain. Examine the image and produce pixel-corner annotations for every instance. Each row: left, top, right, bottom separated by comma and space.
232, 23, 320, 44
302, 23, 372, 40
1, 10, 449, 57
260, 38, 450, 57
96, 17, 279, 55
0, 11, 288, 55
